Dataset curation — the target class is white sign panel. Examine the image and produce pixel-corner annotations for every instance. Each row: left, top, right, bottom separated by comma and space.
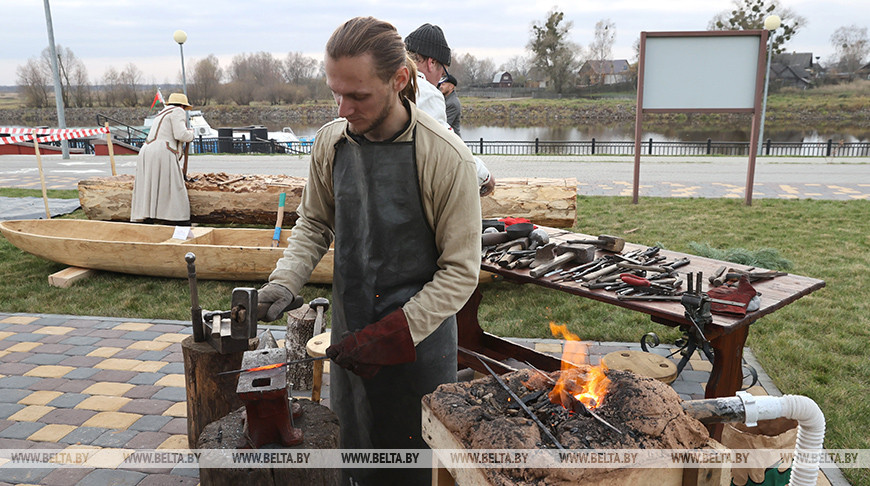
642, 34, 762, 110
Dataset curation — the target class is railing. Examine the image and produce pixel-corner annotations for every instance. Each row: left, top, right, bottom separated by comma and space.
121, 136, 315, 155
465, 138, 870, 157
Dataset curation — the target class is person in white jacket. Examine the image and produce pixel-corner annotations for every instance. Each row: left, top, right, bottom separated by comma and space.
405, 23, 496, 196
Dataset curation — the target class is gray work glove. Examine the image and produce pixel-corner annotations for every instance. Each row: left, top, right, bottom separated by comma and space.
257, 283, 302, 322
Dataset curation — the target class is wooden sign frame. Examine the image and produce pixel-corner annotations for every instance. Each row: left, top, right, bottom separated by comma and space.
633, 30, 768, 205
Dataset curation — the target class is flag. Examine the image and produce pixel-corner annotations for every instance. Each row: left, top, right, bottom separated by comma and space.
149, 88, 165, 111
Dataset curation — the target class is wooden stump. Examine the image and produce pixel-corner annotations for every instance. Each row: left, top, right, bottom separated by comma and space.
197, 399, 341, 486
285, 304, 316, 391
182, 336, 259, 449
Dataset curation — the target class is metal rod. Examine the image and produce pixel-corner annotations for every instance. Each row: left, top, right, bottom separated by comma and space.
217, 356, 329, 376
477, 357, 564, 450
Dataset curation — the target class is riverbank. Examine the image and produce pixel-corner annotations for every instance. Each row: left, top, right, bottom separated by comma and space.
2, 81, 869, 131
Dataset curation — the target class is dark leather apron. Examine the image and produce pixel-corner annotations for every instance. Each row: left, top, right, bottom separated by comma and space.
331, 130, 457, 486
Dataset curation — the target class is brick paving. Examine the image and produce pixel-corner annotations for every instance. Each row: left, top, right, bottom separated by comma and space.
0, 312, 844, 486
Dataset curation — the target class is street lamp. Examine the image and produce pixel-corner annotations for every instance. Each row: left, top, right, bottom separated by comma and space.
757, 14, 781, 156
173, 29, 188, 96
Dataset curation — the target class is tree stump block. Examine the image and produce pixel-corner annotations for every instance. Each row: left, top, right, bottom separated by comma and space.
285, 304, 317, 391
197, 399, 341, 486
182, 336, 259, 449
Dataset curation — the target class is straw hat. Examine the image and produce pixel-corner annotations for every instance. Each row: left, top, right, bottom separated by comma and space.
166, 93, 192, 108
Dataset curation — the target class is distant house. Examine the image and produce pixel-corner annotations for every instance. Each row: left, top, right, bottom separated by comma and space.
578, 60, 630, 86
491, 71, 513, 88
857, 62, 870, 80
524, 67, 548, 89
770, 52, 815, 89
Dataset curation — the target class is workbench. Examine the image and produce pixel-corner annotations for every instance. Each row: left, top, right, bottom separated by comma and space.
458, 227, 825, 438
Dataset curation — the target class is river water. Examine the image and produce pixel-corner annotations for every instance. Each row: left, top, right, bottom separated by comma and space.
285, 122, 870, 144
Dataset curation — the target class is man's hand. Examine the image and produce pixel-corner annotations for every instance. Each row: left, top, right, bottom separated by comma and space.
326, 308, 416, 379
256, 283, 302, 322
480, 175, 496, 197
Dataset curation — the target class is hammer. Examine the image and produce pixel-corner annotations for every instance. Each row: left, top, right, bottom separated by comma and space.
529, 244, 596, 278
309, 297, 329, 335
567, 235, 625, 252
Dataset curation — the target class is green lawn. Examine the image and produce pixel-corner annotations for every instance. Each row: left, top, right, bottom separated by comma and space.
0, 195, 867, 485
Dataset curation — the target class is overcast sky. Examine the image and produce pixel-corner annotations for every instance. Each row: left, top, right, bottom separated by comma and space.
3, 0, 867, 86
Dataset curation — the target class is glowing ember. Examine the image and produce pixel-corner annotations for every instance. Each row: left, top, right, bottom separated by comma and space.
548, 322, 611, 409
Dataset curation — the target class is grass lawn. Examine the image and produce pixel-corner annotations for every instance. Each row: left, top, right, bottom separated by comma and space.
0, 195, 867, 485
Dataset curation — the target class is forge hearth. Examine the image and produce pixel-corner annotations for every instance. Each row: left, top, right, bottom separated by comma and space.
422, 366, 719, 485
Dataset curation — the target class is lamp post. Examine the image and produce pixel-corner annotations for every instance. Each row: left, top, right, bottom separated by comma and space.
173, 29, 188, 96
757, 14, 781, 156
42, 0, 69, 159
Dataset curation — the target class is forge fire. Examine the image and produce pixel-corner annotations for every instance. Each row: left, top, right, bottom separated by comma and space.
423, 366, 710, 484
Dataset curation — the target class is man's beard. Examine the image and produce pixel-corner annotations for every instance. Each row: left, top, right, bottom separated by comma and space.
348, 96, 392, 137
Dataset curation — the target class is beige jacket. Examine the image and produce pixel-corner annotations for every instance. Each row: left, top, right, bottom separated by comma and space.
269, 101, 482, 344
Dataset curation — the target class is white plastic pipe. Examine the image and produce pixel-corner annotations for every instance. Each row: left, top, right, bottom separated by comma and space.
737, 392, 826, 486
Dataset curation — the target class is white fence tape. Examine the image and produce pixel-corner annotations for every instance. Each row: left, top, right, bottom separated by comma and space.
0, 126, 110, 146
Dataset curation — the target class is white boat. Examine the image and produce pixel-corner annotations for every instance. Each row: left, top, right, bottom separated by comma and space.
143, 110, 300, 144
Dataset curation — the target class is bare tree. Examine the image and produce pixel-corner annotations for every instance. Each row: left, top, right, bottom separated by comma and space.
588, 18, 616, 63
451, 53, 496, 87
830, 25, 869, 74
528, 9, 580, 93
708, 0, 806, 54
117, 63, 142, 107
283, 52, 319, 84
16, 59, 51, 108
100, 67, 120, 107
42, 45, 90, 108
190, 54, 223, 106
500, 55, 532, 86
228, 52, 286, 105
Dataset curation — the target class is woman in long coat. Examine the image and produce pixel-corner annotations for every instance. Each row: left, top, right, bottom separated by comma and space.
130, 93, 195, 224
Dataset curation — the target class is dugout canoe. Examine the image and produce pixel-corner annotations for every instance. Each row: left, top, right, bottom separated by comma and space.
77, 173, 578, 228
0, 219, 498, 284
0, 219, 331, 282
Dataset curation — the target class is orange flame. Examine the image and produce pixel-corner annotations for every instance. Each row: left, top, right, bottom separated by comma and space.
548, 322, 610, 409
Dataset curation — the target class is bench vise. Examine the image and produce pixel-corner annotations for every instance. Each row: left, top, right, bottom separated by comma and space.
185, 252, 259, 354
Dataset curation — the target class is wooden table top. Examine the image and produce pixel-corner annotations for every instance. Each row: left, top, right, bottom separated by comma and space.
482, 227, 826, 335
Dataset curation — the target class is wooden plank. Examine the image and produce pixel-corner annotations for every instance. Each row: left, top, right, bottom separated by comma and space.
48, 266, 96, 288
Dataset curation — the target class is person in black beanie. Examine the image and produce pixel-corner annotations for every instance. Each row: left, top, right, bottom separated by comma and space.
405, 23, 496, 196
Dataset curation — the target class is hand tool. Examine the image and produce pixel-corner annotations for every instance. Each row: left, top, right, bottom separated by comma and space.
309, 297, 329, 335
497, 237, 530, 267
270, 192, 286, 248
481, 222, 534, 246
566, 234, 625, 252
529, 243, 596, 278
185, 252, 206, 342
477, 357, 565, 450
708, 266, 728, 286
527, 228, 550, 250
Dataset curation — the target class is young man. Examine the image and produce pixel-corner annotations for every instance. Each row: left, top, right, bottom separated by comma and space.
405, 23, 496, 196
257, 16, 481, 485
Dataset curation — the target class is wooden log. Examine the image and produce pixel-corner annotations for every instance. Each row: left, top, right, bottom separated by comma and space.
77, 173, 306, 226
197, 400, 340, 486
285, 304, 316, 391
77, 174, 578, 228
481, 177, 578, 228
182, 335, 259, 449
48, 266, 96, 288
